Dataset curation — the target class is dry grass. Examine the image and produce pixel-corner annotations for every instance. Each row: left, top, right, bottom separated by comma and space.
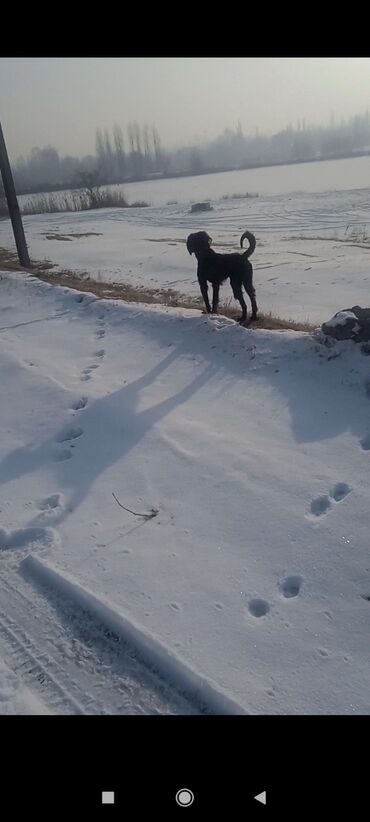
21, 193, 77, 215
249, 312, 314, 332
221, 192, 259, 200
0, 245, 315, 332
285, 231, 370, 248
0, 247, 56, 273
20, 189, 149, 216
41, 232, 103, 242
130, 201, 151, 208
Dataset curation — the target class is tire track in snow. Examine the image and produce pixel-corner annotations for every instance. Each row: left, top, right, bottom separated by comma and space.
0, 568, 201, 715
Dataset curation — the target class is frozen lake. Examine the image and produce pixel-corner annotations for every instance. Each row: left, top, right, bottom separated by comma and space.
111, 154, 370, 206
18, 154, 370, 210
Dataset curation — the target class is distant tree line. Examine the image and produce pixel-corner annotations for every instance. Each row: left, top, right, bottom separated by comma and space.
206, 112, 370, 169
94, 123, 168, 182
10, 111, 370, 195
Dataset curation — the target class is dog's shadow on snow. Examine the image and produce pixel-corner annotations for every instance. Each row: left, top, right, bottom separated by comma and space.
0, 342, 220, 526
261, 337, 370, 445
110, 313, 370, 447
0, 309, 368, 530
122, 312, 370, 446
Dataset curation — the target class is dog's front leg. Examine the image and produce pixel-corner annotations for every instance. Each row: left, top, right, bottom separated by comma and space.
198, 274, 211, 314
211, 283, 219, 314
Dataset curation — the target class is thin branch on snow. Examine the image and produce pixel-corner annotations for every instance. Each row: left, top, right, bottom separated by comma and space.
112, 492, 158, 519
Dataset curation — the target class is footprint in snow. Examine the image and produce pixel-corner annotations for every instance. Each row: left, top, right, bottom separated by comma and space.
70, 397, 88, 411
38, 493, 63, 511
360, 434, 370, 451
331, 482, 351, 502
81, 365, 99, 382
316, 648, 329, 658
279, 575, 303, 598
248, 598, 270, 618
37, 495, 64, 521
53, 448, 73, 462
308, 483, 351, 519
309, 494, 331, 518
55, 426, 83, 443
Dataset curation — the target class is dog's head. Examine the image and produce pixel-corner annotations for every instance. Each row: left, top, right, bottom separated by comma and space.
186, 232, 212, 258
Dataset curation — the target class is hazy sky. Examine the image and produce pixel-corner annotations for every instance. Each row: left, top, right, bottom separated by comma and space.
1, 58, 370, 161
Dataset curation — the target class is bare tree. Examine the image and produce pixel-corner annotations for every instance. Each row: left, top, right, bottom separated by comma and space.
113, 124, 126, 181
132, 122, 144, 177
104, 129, 115, 182
127, 122, 136, 176
152, 126, 163, 173
95, 128, 108, 181
143, 124, 152, 174
189, 149, 204, 174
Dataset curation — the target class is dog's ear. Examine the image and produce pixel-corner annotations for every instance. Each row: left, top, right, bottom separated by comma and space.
186, 234, 195, 255
198, 232, 212, 250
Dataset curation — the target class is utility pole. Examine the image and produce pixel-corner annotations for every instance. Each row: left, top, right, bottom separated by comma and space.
0, 122, 31, 268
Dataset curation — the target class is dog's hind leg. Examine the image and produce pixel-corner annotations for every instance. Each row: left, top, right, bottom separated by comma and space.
198, 273, 211, 313
211, 283, 220, 314
243, 277, 258, 321
231, 280, 247, 324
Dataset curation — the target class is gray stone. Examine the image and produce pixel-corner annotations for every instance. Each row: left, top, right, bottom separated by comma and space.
190, 202, 213, 213
322, 306, 370, 342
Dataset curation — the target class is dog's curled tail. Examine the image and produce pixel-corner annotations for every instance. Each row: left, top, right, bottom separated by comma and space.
240, 230, 256, 257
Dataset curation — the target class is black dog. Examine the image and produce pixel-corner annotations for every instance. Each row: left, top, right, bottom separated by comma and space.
186, 230, 258, 324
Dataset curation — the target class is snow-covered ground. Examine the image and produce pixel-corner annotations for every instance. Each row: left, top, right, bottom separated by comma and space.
1, 167, 370, 714
3, 182, 370, 325
0, 267, 370, 714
